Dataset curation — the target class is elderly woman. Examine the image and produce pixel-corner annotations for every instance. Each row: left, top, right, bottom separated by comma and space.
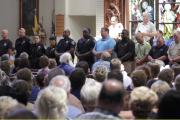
59, 52, 75, 76
130, 86, 158, 119
35, 86, 67, 119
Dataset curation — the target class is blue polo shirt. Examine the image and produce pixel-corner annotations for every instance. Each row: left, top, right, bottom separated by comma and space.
95, 37, 116, 52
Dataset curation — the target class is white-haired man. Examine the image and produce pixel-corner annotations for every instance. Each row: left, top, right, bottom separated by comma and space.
49, 75, 84, 118
135, 12, 156, 42
0, 29, 13, 57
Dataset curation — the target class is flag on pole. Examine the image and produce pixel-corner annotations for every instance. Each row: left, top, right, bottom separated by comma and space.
33, 10, 39, 35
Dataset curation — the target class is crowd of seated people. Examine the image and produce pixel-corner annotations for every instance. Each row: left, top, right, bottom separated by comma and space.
0, 24, 179, 119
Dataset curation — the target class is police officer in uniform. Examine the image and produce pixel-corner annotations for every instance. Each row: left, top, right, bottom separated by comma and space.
30, 35, 45, 69
46, 36, 56, 59
55, 29, 76, 63
15, 28, 31, 58
0, 29, 13, 57
76, 28, 95, 69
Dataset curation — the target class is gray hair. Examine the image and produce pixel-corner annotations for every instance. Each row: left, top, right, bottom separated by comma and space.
81, 78, 102, 104
35, 86, 67, 119
0, 96, 18, 118
19, 52, 29, 59
59, 52, 72, 64
49, 75, 71, 93
151, 80, 171, 98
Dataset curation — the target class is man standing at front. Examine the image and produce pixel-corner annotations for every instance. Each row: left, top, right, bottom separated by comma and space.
114, 29, 135, 74
93, 27, 116, 61
55, 29, 76, 63
15, 28, 31, 58
0, 29, 13, 57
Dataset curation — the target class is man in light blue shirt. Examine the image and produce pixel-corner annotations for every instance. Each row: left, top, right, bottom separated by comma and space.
93, 27, 116, 60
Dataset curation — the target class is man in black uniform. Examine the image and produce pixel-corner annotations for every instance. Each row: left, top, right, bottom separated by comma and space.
30, 35, 45, 69
76, 28, 95, 69
46, 36, 56, 59
0, 29, 13, 57
15, 28, 31, 58
55, 29, 76, 63
114, 29, 135, 74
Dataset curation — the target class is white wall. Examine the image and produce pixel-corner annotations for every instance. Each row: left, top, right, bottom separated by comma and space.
39, 0, 55, 40
0, 0, 19, 43
68, 0, 96, 16
96, 0, 104, 36
67, 16, 96, 41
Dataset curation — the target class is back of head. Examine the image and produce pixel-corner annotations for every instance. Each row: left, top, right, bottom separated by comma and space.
107, 70, 123, 83
151, 80, 171, 99
59, 52, 72, 64
110, 58, 122, 71
70, 68, 86, 90
49, 75, 71, 93
19, 52, 29, 59
0, 69, 10, 86
93, 65, 108, 82
130, 86, 158, 119
175, 74, 180, 91
1, 54, 9, 61
131, 70, 147, 87
98, 80, 125, 112
76, 61, 89, 75
0, 60, 11, 75
147, 62, 160, 78
11, 80, 30, 106
18, 58, 30, 69
81, 78, 102, 112
158, 90, 180, 119
158, 68, 174, 86
16, 68, 32, 83
47, 67, 65, 85
172, 64, 180, 78
36, 72, 47, 88
39, 55, 49, 68
0, 96, 18, 118
101, 52, 111, 61
35, 86, 67, 119
136, 65, 152, 80
4, 104, 38, 119
48, 59, 57, 69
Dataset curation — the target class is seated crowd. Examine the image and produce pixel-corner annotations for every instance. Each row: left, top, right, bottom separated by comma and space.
0, 25, 179, 119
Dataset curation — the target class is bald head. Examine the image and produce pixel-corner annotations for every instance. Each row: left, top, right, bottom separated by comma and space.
19, 28, 26, 37
1, 29, 8, 39
101, 52, 111, 61
135, 32, 144, 44
99, 80, 124, 104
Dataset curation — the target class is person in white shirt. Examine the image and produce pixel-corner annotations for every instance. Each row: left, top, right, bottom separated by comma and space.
135, 12, 157, 42
109, 16, 124, 40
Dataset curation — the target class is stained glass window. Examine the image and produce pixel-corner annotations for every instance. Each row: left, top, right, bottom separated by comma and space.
158, 0, 180, 39
129, 0, 156, 37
